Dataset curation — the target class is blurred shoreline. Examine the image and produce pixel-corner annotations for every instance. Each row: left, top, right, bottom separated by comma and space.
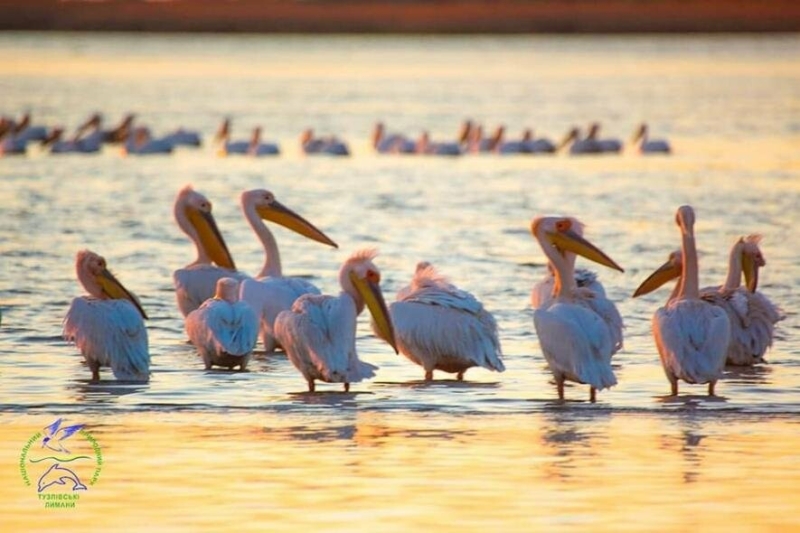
3, 0, 800, 34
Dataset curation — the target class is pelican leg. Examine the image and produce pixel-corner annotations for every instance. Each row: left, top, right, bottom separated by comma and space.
590, 387, 596, 403
556, 376, 565, 400
89, 362, 100, 382
424, 370, 433, 381
669, 375, 678, 396
344, 382, 350, 393
307, 379, 315, 392
708, 380, 716, 396
457, 371, 465, 381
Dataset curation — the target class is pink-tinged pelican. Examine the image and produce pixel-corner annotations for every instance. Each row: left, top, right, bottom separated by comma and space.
173, 185, 249, 317
185, 277, 258, 370
637, 206, 731, 396
237, 188, 338, 353
274, 249, 398, 392
634, 235, 783, 367
531, 216, 624, 402
631, 123, 671, 154
377, 261, 504, 381
557, 127, 602, 155
63, 250, 149, 382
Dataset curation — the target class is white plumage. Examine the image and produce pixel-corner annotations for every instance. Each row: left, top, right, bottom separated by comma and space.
274, 249, 397, 392
382, 261, 504, 380
237, 189, 338, 352
186, 277, 258, 370
63, 250, 149, 382
530, 216, 624, 402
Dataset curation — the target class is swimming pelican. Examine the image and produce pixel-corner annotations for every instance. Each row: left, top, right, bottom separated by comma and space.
237, 188, 338, 353
42, 126, 102, 154
185, 277, 258, 370
173, 185, 249, 317
373, 122, 415, 154
531, 216, 624, 402
274, 249, 398, 392
300, 129, 350, 156
639, 206, 730, 396
587, 122, 622, 153
415, 130, 462, 156
164, 127, 202, 148
63, 250, 150, 382
377, 261, 504, 380
634, 235, 783, 367
631, 123, 671, 154
219, 124, 279, 156
556, 127, 602, 155
124, 127, 173, 155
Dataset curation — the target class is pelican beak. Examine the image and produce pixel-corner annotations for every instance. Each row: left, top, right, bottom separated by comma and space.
257, 200, 338, 248
349, 271, 397, 354
557, 129, 576, 152
633, 259, 681, 297
742, 253, 759, 292
186, 207, 236, 269
548, 229, 624, 272
97, 268, 148, 319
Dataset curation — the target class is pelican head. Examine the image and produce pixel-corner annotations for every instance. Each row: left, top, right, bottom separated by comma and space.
557, 127, 579, 151
531, 216, 624, 272
340, 249, 398, 353
300, 128, 314, 146
522, 128, 533, 142
632, 249, 683, 297
372, 122, 385, 148
740, 234, 765, 292
174, 186, 236, 269
76, 250, 147, 319
241, 189, 338, 248
675, 205, 695, 235
587, 122, 601, 139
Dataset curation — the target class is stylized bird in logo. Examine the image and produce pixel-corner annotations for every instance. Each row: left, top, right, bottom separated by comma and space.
42, 418, 85, 454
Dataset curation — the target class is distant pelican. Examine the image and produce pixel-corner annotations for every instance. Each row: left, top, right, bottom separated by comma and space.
164, 128, 202, 148
124, 127, 173, 155
634, 235, 783, 367
373, 122, 415, 154
274, 249, 397, 392
556, 127, 602, 155
42, 127, 101, 154
531, 216, 624, 402
587, 122, 622, 153
186, 277, 258, 370
300, 128, 350, 156
238, 188, 338, 353
63, 250, 149, 382
631, 123, 671, 154
637, 206, 730, 396
219, 124, 279, 156
415, 130, 462, 156
519, 128, 556, 154
377, 261, 504, 380
173, 185, 249, 317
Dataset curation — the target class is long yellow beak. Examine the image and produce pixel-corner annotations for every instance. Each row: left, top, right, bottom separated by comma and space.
257, 201, 338, 248
549, 229, 624, 272
742, 253, 759, 292
97, 269, 148, 319
349, 271, 397, 354
633, 259, 681, 298
186, 207, 236, 269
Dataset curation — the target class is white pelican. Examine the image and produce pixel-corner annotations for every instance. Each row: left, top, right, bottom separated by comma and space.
237, 188, 338, 353
164, 128, 202, 148
415, 130, 462, 156
640, 206, 730, 396
634, 235, 783, 367
173, 185, 249, 317
274, 249, 398, 392
300, 129, 350, 156
377, 261, 504, 380
531, 216, 624, 402
557, 127, 602, 155
63, 250, 149, 382
587, 122, 622, 153
185, 277, 258, 370
631, 123, 671, 154
124, 127, 173, 155
373, 122, 415, 154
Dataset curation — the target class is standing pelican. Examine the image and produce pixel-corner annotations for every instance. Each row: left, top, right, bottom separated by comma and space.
631, 123, 671, 154
634, 235, 783, 367
639, 206, 730, 396
274, 249, 398, 392
63, 250, 149, 382
173, 185, 249, 317
237, 189, 338, 353
186, 277, 258, 370
531, 216, 624, 402
378, 261, 504, 381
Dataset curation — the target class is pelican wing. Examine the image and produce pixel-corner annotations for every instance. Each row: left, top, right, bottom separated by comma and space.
653, 300, 730, 384
576, 292, 624, 355
531, 268, 605, 309
173, 264, 249, 317
63, 298, 149, 381
186, 300, 258, 358
239, 276, 320, 351
390, 284, 504, 373
533, 302, 616, 390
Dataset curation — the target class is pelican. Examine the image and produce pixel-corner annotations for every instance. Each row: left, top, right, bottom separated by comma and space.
237, 188, 338, 352
63, 250, 149, 382
557, 127, 602, 155
173, 185, 249, 317
373, 122, 415, 154
377, 261, 504, 380
586, 122, 622, 153
531, 216, 624, 402
415, 130, 462, 156
631, 123, 671, 154
42, 126, 102, 154
274, 249, 398, 392
637, 206, 730, 396
300, 129, 350, 156
124, 127, 173, 155
185, 277, 258, 370
164, 127, 202, 148
634, 235, 783, 367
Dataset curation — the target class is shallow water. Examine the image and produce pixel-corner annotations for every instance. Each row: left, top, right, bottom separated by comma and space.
1, 33, 799, 531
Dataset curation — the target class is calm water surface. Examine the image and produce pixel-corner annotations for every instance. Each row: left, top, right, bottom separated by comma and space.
1, 33, 799, 531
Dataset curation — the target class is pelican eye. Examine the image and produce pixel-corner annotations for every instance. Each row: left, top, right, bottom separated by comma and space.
556, 220, 572, 232
366, 270, 380, 283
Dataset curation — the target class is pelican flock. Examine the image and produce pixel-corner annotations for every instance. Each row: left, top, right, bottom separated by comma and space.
63, 250, 150, 382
